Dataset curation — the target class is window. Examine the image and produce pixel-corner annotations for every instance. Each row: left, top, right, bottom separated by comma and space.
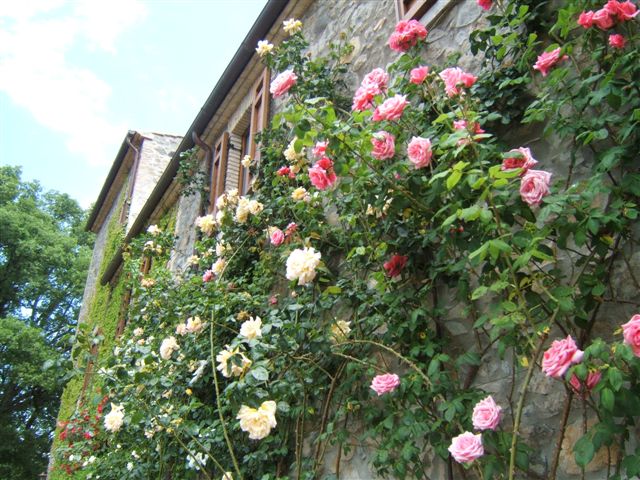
114, 287, 131, 338
238, 127, 251, 194
238, 68, 270, 195
209, 133, 229, 212
395, 0, 434, 20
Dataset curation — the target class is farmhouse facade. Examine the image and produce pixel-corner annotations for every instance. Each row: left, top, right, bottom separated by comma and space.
51, 0, 640, 479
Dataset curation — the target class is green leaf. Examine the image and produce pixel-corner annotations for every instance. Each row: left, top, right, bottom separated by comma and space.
446, 170, 462, 190
323, 285, 342, 295
601, 388, 614, 411
573, 435, 595, 467
250, 366, 269, 382
607, 368, 623, 391
471, 286, 488, 300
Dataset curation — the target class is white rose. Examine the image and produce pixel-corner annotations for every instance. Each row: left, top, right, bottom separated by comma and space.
330, 320, 351, 343
216, 346, 251, 377
237, 400, 277, 440
255, 40, 274, 57
240, 316, 262, 340
147, 225, 161, 236
286, 247, 321, 286
186, 316, 205, 334
159, 336, 180, 360
104, 403, 125, 432
283, 18, 302, 35
212, 258, 226, 276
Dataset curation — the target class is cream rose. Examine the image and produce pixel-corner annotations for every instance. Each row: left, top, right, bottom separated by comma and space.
159, 336, 180, 360
330, 320, 351, 343
216, 346, 252, 377
186, 316, 205, 334
286, 247, 321, 286
196, 214, 216, 235
240, 316, 262, 340
104, 403, 125, 432
237, 400, 277, 440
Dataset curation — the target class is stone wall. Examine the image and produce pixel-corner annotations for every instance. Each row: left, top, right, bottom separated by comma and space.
126, 132, 181, 234
68, 1, 638, 477
77, 186, 126, 327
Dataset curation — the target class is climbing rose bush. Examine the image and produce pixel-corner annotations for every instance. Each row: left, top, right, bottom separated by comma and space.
57, 7, 640, 480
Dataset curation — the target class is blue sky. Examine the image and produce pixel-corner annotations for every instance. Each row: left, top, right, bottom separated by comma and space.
0, 0, 267, 207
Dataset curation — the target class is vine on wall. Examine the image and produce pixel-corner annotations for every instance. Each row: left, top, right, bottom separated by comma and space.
55, 1, 640, 479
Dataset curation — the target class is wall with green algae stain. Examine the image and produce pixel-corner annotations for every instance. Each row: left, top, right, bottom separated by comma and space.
49, 196, 179, 479
49, 192, 129, 480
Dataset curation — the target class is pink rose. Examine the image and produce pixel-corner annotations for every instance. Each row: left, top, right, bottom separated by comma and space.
269, 295, 278, 305
453, 120, 485, 141
370, 373, 401, 395
388, 20, 428, 52
542, 335, 584, 378
593, 8, 615, 29
477, 0, 492, 10
622, 313, 640, 357
315, 157, 333, 170
578, 10, 595, 28
363, 68, 389, 92
202, 270, 213, 283
439, 67, 477, 97
520, 169, 552, 206
383, 254, 408, 277
270, 228, 285, 246
407, 136, 433, 169
277, 166, 291, 177
609, 33, 626, 49
309, 158, 337, 191
617, 0, 639, 20
371, 131, 395, 160
533, 48, 568, 77
285, 222, 297, 237
448, 432, 484, 464
472, 396, 502, 431
569, 371, 602, 395
313, 141, 328, 158
502, 147, 538, 173
270, 69, 298, 98
352, 82, 379, 111
605, 0, 639, 20
372, 95, 408, 122
409, 65, 430, 84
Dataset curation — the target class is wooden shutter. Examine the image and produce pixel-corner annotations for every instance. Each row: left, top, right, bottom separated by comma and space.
210, 133, 229, 212
239, 68, 270, 194
395, 0, 433, 20
79, 328, 102, 400
114, 288, 131, 338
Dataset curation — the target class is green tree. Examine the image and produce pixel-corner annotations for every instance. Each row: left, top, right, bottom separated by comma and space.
0, 166, 93, 477
0, 166, 93, 344
0, 317, 68, 479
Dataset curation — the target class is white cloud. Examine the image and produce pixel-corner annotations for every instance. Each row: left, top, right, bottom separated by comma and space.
0, 0, 147, 166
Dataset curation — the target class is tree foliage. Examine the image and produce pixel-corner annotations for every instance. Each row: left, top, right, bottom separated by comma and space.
0, 165, 93, 344
0, 166, 92, 478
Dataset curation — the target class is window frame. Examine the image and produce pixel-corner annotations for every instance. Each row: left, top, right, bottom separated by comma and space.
395, 0, 435, 20
238, 68, 270, 195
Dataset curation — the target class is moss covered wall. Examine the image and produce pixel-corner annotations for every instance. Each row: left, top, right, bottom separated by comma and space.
49, 191, 129, 479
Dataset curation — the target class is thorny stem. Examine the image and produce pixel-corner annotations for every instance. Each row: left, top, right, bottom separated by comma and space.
508, 327, 550, 480
336, 338, 432, 387
209, 308, 242, 480
549, 390, 574, 480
